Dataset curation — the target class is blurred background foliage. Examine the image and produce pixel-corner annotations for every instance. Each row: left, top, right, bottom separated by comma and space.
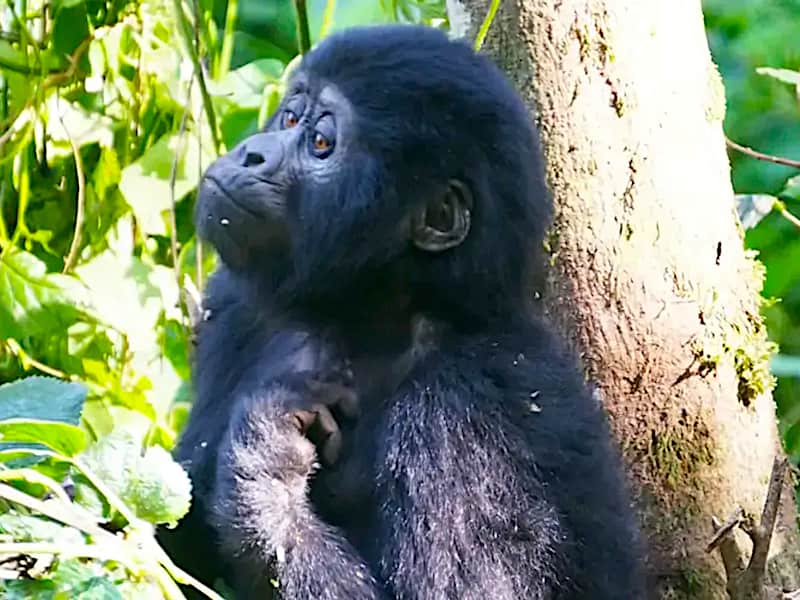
703, 0, 800, 457
0, 0, 798, 595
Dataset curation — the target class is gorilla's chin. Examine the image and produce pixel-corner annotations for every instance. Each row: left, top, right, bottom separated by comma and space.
196, 176, 291, 273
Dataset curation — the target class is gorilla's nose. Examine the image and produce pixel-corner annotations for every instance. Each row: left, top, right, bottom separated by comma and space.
236, 132, 285, 178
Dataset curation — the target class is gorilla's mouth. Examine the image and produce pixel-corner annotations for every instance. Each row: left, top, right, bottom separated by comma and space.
201, 175, 264, 219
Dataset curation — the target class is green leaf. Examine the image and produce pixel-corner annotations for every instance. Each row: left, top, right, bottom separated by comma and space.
756, 66, 800, 86
0, 419, 87, 456
779, 174, 800, 202
0, 377, 88, 456
0, 249, 90, 340
209, 58, 285, 110
0, 513, 84, 545
52, 1, 90, 58
735, 193, 776, 230
50, 560, 122, 599
119, 133, 215, 236
0, 376, 87, 424
77, 431, 191, 526
131, 444, 192, 526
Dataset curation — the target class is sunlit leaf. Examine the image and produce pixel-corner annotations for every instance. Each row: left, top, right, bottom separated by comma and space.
0, 249, 90, 340
0, 376, 86, 423
0, 419, 87, 456
76, 430, 191, 526
735, 193, 776, 230
756, 67, 800, 86
119, 133, 215, 236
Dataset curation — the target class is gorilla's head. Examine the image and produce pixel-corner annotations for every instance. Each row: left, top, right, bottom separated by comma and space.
196, 25, 551, 322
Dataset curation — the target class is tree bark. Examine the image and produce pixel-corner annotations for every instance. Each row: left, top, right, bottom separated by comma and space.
447, 0, 800, 597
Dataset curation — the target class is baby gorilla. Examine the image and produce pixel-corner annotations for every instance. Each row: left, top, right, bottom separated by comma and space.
163, 24, 647, 600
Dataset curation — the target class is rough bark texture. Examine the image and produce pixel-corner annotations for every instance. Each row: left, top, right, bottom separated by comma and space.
447, 0, 800, 598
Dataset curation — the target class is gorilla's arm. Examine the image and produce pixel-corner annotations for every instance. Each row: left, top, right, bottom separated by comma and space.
211, 380, 387, 600
376, 328, 645, 599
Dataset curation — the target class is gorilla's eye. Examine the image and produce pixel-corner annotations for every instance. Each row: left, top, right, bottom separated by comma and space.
282, 110, 299, 129
310, 114, 336, 159
312, 132, 333, 155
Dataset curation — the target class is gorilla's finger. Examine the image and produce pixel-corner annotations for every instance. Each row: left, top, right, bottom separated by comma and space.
310, 404, 342, 465
292, 409, 316, 433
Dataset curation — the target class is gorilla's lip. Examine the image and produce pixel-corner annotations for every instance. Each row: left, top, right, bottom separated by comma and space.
202, 174, 266, 219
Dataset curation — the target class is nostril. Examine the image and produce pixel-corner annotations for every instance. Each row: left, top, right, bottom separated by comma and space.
243, 152, 266, 167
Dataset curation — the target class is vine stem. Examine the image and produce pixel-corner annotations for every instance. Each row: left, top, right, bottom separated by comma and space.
60, 105, 86, 273
474, 0, 501, 52
171, 0, 221, 154
294, 0, 312, 54
726, 137, 800, 170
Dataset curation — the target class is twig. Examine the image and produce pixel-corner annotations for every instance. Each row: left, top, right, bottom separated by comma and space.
171, 0, 221, 154
170, 82, 193, 298
726, 137, 800, 170
707, 506, 744, 553
746, 457, 788, 578
4, 339, 69, 380
217, 0, 238, 78
474, 0, 502, 52
293, 0, 311, 54
59, 105, 86, 273
707, 456, 789, 600
774, 200, 800, 231
318, 0, 336, 39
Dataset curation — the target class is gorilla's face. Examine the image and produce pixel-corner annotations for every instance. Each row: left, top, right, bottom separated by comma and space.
196, 73, 473, 284
196, 80, 355, 270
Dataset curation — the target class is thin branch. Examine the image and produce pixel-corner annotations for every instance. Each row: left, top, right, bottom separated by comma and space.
171, 0, 221, 154
707, 506, 744, 553
726, 137, 800, 170
4, 339, 68, 380
709, 510, 746, 584
474, 0, 502, 52
746, 456, 788, 577
0, 483, 109, 540
293, 0, 311, 54
318, 0, 336, 39
170, 82, 193, 298
217, 0, 238, 78
775, 201, 800, 231
707, 456, 789, 600
60, 106, 86, 273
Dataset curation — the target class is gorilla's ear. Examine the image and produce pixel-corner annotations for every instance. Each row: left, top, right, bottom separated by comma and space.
411, 180, 473, 253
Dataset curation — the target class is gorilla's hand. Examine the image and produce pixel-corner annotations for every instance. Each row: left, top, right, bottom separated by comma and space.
290, 369, 359, 466
211, 370, 363, 566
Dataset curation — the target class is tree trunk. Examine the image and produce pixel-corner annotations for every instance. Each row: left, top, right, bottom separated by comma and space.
447, 0, 800, 597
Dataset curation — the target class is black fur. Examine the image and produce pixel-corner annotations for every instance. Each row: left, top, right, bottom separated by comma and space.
161, 24, 646, 599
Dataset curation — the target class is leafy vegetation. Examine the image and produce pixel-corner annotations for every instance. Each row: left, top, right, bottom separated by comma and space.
0, 0, 445, 596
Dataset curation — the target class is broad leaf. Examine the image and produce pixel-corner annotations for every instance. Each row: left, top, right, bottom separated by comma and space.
0, 376, 87, 423
735, 193, 775, 230
0, 419, 87, 456
76, 431, 191, 526
0, 249, 89, 340
119, 133, 215, 236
